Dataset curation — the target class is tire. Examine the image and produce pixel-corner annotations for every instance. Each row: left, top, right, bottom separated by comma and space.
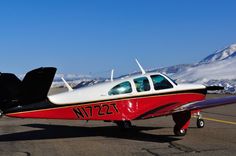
197, 119, 205, 128
174, 125, 187, 136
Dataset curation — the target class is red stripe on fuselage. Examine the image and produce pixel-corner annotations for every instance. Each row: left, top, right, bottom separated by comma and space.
6, 93, 205, 120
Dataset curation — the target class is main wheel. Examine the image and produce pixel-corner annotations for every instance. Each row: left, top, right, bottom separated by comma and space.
174, 125, 187, 136
116, 121, 132, 129
197, 119, 205, 128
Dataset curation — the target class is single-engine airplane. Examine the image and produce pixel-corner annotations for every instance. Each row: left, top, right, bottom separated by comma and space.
0, 60, 236, 136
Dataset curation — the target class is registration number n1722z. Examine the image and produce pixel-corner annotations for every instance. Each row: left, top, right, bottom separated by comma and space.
73, 103, 119, 119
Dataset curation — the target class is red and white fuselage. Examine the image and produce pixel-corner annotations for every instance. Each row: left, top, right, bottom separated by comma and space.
7, 72, 206, 121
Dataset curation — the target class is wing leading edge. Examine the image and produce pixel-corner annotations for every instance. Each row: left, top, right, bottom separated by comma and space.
173, 96, 236, 113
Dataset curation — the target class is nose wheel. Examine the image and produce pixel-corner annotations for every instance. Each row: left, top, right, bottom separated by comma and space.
197, 119, 205, 128
196, 112, 205, 128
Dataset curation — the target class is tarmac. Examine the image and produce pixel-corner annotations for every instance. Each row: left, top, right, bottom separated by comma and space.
0, 91, 235, 156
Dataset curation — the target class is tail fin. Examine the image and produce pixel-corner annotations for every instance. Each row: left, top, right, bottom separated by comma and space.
20, 67, 57, 103
0, 67, 56, 111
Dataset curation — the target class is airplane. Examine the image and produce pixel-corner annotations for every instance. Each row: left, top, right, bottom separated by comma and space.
0, 60, 236, 137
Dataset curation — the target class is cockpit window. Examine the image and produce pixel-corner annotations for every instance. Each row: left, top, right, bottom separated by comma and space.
151, 75, 173, 90
108, 81, 132, 95
134, 77, 150, 92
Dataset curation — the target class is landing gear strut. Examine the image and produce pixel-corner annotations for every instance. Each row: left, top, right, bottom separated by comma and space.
115, 121, 132, 129
196, 112, 205, 128
172, 111, 191, 136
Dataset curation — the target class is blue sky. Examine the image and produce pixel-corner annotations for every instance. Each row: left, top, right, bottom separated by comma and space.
0, 0, 236, 76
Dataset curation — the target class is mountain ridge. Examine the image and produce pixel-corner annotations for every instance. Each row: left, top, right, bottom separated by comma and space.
48, 43, 236, 93
199, 44, 236, 64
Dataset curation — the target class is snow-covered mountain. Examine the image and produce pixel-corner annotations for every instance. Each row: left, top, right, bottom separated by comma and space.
49, 43, 236, 93
173, 57, 236, 83
199, 44, 236, 64
172, 43, 236, 93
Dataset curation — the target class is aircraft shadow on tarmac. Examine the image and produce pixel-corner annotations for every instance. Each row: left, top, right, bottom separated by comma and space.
0, 124, 180, 143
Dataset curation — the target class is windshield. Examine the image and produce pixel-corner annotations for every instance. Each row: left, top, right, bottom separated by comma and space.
151, 75, 173, 90
108, 81, 132, 95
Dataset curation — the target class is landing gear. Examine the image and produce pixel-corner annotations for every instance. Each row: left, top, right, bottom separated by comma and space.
115, 121, 132, 129
195, 112, 205, 128
172, 111, 191, 136
174, 125, 187, 136
197, 119, 205, 128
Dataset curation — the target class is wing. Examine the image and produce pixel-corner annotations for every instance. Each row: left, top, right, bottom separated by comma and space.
173, 96, 236, 113
136, 95, 236, 119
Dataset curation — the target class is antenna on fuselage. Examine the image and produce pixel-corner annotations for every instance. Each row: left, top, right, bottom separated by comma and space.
135, 59, 146, 75
61, 77, 73, 92
111, 69, 114, 81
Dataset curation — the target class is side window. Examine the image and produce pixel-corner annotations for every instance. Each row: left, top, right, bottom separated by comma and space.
108, 81, 132, 95
134, 77, 150, 92
151, 75, 173, 90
